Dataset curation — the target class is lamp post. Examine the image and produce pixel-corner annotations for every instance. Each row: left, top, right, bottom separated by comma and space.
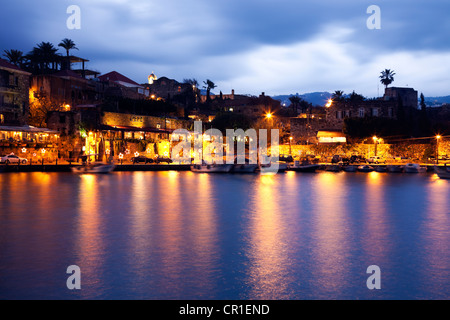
373, 136, 378, 157
289, 136, 293, 156
436, 135, 441, 164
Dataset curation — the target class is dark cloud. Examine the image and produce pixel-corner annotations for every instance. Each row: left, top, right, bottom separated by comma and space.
1, 0, 450, 96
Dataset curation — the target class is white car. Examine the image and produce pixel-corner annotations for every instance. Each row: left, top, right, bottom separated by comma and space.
366, 156, 386, 164
0, 154, 28, 164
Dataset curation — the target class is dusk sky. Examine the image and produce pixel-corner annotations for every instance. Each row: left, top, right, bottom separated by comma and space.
2, 0, 450, 98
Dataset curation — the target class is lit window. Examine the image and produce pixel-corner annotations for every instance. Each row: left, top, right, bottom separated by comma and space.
0, 114, 4, 124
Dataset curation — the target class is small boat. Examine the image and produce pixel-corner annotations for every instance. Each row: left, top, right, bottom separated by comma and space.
71, 162, 115, 174
357, 165, 374, 172
259, 162, 288, 174
387, 165, 404, 173
404, 163, 427, 173
326, 165, 341, 172
343, 165, 357, 172
231, 158, 259, 173
374, 165, 387, 173
434, 166, 450, 179
191, 162, 234, 173
288, 160, 320, 173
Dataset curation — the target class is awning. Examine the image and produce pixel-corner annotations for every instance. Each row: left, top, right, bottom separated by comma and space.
100, 125, 173, 134
0, 125, 59, 134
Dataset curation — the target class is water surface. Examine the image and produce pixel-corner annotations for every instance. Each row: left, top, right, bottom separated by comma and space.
0, 171, 448, 299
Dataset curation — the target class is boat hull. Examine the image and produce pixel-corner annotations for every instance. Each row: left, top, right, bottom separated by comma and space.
231, 164, 259, 173
288, 164, 320, 172
190, 164, 234, 173
71, 164, 115, 174
435, 166, 450, 179
404, 164, 427, 173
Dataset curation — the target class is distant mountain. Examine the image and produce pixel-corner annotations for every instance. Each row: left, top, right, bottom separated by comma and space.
273, 92, 450, 107
425, 96, 450, 107
273, 92, 332, 107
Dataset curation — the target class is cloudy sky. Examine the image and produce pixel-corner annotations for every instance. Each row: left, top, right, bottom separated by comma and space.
2, 0, 450, 98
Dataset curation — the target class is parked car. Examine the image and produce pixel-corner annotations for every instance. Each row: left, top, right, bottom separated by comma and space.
155, 156, 173, 164
132, 156, 154, 164
349, 155, 366, 164
0, 154, 28, 164
331, 155, 343, 164
366, 156, 386, 164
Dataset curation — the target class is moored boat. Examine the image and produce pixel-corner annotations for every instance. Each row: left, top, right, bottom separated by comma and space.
326, 165, 342, 172
343, 165, 357, 172
71, 162, 115, 174
434, 166, 450, 179
374, 165, 387, 173
191, 162, 234, 173
231, 158, 259, 173
288, 160, 320, 173
357, 165, 374, 172
404, 163, 427, 173
387, 165, 404, 173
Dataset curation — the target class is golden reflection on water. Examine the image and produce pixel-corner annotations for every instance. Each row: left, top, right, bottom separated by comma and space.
246, 174, 293, 299
423, 178, 450, 296
363, 172, 391, 261
311, 172, 350, 294
130, 171, 152, 280
76, 174, 104, 293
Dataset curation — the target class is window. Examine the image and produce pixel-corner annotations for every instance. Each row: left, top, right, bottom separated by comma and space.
371, 108, 379, 117
388, 108, 394, 118
0, 114, 4, 124
359, 108, 365, 118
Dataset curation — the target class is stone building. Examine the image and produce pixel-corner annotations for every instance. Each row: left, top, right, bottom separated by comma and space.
384, 87, 418, 109
0, 58, 31, 126
145, 76, 192, 100
99, 71, 149, 100
30, 70, 104, 109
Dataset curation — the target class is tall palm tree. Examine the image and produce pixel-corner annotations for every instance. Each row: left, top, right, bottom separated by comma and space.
58, 38, 78, 70
26, 42, 60, 73
332, 90, 345, 101
2, 49, 24, 67
380, 69, 395, 89
203, 79, 217, 101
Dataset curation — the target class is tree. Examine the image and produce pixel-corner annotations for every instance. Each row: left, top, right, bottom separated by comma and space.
380, 69, 395, 89
332, 90, 345, 102
58, 38, 78, 70
28, 91, 61, 127
210, 112, 253, 134
203, 79, 217, 101
25, 42, 60, 73
2, 49, 24, 67
347, 91, 365, 102
288, 96, 301, 114
419, 93, 431, 136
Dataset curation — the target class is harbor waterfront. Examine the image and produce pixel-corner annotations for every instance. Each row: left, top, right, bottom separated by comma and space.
0, 171, 448, 300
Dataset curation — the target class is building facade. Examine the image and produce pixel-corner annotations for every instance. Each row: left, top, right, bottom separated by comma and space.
0, 59, 31, 126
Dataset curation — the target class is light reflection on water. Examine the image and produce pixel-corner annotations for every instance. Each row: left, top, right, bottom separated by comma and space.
0, 171, 449, 300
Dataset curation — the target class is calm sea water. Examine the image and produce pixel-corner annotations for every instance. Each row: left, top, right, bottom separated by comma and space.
0, 171, 449, 300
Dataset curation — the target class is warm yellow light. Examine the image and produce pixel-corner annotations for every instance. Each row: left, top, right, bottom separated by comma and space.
119, 153, 124, 159
373, 136, 378, 142
289, 137, 293, 141
151, 95, 156, 99
265, 113, 273, 119
326, 99, 333, 108
436, 135, 442, 140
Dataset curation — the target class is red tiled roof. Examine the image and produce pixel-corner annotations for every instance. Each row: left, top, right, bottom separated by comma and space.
98, 71, 140, 86
54, 69, 84, 79
0, 58, 30, 74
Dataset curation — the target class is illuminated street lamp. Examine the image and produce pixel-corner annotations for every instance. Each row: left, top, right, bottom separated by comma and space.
373, 136, 379, 156
436, 135, 441, 164
325, 99, 333, 108
265, 112, 273, 120
289, 136, 293, 155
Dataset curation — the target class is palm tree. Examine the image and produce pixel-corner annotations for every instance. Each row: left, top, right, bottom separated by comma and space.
203, 79, 217, 101
332, 90, 345, 101
289, 96, 301, 114
2, 49, 24, 67
26, 42, 60, 73
58, 38, 78, 70
380, 69, 395, 89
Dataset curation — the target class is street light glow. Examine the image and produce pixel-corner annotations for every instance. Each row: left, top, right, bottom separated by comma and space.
326, 99, 333, 108
265, 112, 273, 119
